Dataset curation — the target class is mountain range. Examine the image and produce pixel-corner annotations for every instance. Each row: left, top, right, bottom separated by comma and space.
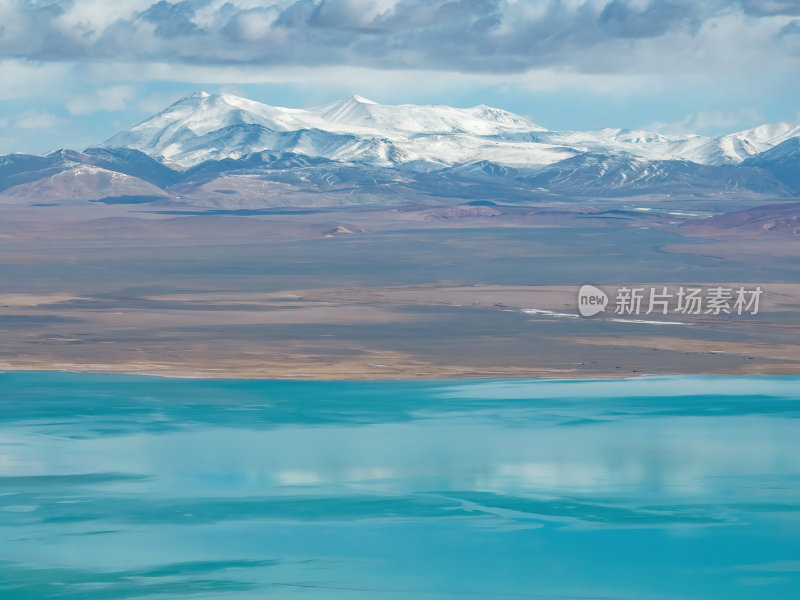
1, 92, 799, 207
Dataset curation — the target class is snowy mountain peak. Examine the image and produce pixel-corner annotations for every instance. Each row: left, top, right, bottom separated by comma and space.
318, 95, 381, 124
100, 92, 799, 172
102, 92, 554, 167
470, 104, 546, 130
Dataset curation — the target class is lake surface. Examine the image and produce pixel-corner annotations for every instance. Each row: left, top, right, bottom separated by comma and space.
1, 373, 799, 599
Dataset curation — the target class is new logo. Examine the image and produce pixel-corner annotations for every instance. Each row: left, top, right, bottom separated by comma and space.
578, 284, 608, 317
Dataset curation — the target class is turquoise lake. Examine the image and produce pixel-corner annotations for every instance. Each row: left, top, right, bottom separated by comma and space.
1, 372, 799, 599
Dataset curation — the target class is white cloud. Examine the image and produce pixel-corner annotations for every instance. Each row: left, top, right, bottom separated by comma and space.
1, 0, 797, 78
15, 111, 61, 130
648, 108, 767, 136
0, 60, 71, 101
82, 60, 661, 99
66, 86, 136, 115
52, 0, 155, 41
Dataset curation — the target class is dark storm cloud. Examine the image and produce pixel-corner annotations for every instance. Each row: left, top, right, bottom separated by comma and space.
598, 0, 699, 38
139, 1, 202, 37
740, 0, 800, 16
0, 0, 795, 74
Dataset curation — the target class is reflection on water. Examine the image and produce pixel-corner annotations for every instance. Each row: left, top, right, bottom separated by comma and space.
1, 373, 799, 599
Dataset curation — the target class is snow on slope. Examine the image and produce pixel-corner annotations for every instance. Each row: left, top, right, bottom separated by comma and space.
101, 92, 567, 169
316, 94, 546, 136
678, 122, 800, 165
102, 92, 800, 171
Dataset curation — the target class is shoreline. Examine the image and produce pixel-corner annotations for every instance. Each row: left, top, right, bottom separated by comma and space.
2, 362, 798, 381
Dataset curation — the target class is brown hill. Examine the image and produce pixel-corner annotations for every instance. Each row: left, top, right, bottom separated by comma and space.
678, 201, 800, 238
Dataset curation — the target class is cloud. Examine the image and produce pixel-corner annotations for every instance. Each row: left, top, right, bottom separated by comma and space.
0, 59, 71, 100
15, 110, 61, 129
66, 86, 137, 115
598, 0, 700, 39
740, 0, 800, 17
139, 1, 201, 37
0, 0, 796, 78
648, 108, 765, 135
780, 18, 800, 34
0, 110, 64, 154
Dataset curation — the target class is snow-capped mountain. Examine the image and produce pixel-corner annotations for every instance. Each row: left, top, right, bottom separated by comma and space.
743, 136, 800, 193
2, 92, 798, 208
102, 92, 555, 169
101, 92, 800, 173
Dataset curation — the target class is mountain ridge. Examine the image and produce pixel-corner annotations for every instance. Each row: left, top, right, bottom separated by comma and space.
1, 92, 798, 208
100, 92, 800, 171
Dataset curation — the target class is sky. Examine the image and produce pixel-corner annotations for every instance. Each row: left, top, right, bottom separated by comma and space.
1, 0, 800, 154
